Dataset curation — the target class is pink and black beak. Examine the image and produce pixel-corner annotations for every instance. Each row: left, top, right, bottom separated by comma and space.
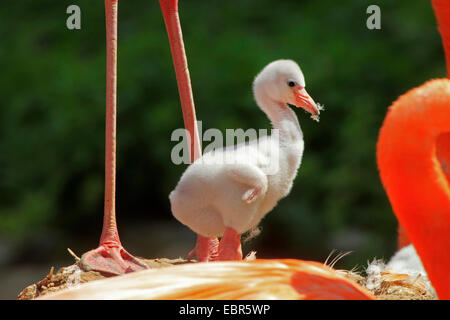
293, 86, 320, 118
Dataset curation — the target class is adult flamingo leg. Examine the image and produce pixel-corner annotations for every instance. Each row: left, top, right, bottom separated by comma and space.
159, 0, 218, 261
79, 0, 148, 275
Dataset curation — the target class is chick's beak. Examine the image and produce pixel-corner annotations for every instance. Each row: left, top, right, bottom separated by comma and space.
294, 87, 319, 116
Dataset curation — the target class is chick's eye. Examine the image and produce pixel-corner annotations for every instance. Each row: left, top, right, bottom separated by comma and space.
287, 81, 296, 87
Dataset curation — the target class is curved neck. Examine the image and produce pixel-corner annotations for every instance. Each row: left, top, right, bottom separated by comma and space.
256, 93, 303, 142
377, 79, 450, 299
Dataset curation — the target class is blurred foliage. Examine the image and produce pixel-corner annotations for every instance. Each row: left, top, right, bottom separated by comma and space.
0, 0, 445, 270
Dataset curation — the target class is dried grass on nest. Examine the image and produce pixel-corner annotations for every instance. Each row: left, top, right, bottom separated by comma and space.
325, 250, 436, 300
339, 269, 436, 300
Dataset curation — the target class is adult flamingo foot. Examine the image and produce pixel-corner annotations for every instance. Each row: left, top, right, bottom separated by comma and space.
218, 228, 243, 261
188, 236, 219, 262
80, 242, 148, 276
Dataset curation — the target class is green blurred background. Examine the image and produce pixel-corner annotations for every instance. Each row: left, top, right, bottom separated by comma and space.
0, 0, 445, 299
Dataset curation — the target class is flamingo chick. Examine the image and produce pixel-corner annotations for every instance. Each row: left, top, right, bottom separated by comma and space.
170, 60, 321, 261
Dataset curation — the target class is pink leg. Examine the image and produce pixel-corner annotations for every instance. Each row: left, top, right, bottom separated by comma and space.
218, 227, 243, 261
159, 0, 218, 261
188, 235, 219, 262
79, 0, 148, 276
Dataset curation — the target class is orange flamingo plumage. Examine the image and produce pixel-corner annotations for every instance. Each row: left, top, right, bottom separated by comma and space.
377, 0, 450, 300
377, 78, 450, 299
39, 259, 374, 300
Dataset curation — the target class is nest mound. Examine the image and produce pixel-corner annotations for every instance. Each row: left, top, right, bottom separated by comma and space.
17, 258, 188, 300
17, 258, 436, 300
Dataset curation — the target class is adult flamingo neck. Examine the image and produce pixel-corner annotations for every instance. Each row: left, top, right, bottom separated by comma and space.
377, 79, 450, 299
100, 0, 120, 245
432, 0, 450, 77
